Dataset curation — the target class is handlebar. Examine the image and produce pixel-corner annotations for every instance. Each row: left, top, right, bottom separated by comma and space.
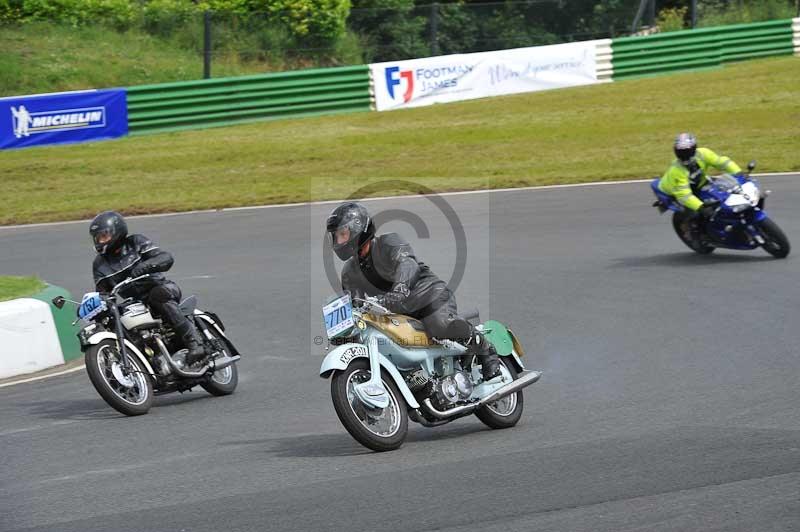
110, 274, 151, 296
353, 296, 391, 316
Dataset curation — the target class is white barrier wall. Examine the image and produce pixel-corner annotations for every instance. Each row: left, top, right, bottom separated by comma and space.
0, 298, 65, 379
370, 40, 603, 111
793, 17, 800, 56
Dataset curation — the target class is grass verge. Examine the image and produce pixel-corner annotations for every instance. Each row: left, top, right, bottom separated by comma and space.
1, 56, 798, 225
0, 276, 46, 302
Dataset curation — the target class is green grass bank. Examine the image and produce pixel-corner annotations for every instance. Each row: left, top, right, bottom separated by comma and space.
0, 276, 46, 301
1, 56, 798, 225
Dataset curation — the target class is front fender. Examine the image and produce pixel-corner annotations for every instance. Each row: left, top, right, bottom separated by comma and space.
85, 332, 156, 377
319, 343, 419, 409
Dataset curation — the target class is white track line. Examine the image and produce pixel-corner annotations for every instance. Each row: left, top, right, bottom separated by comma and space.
0, 172, 796, 231
0, 364, 85, 389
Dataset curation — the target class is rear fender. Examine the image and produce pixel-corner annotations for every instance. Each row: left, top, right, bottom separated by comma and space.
195, 311, 241, 357
319, 343, 419, 409
85, 332, 156, 376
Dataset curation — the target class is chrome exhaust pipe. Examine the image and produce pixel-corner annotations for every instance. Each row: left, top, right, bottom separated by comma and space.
155, 337, 239, 378
422, 399, 477, 420
421, 370, 542, 420
212, 355, 238, 371
479, 370, 541, 406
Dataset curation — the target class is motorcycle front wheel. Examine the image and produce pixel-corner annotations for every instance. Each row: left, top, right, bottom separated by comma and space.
331, 359, 408, 452
672, 212, 715, 255
85, 340, 153, 416
759, 218, 790, 258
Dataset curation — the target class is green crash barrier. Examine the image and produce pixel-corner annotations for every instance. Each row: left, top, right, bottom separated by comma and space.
126, 65, 372, 135
30, 284, 82, 363
612, 19, 795, 80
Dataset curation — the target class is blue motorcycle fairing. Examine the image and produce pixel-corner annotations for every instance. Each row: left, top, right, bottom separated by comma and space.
651, 175, 770, 250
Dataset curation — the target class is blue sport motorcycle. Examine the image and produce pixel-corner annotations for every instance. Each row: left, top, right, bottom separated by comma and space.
651, 161, 790, 258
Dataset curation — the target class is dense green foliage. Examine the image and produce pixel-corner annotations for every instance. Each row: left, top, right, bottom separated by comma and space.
0, 0, 796, 95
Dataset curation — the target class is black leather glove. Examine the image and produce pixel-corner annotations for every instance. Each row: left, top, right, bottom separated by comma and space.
382, 283, 410, 311
699, 203, 716, 219
130, 263, 150, 278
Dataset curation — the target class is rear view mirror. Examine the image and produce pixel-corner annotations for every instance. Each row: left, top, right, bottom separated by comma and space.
52, 296, 65, 309
747, 160, 756, 172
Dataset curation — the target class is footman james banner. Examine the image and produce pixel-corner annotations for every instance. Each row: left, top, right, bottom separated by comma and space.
0, 89, 128, 150
370, 41, 600, 111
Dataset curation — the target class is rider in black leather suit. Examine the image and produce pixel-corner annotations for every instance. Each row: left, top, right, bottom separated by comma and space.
90, 211, 208, 365
327, 202, 501, 381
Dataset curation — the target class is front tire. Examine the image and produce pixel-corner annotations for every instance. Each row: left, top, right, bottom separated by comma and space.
672, 212, 715, 255
759, 218, 790, 258
85, 340, 153, 416
200, 325, 239, 396
475, 358, 524, 429
331, 359, 408, 452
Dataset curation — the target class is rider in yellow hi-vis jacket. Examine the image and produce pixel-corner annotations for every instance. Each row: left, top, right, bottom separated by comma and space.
658, 133, 743, 216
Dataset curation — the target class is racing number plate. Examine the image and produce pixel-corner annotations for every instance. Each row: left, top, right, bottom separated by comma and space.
323, 293, 355, 339
78, 292, 106, 321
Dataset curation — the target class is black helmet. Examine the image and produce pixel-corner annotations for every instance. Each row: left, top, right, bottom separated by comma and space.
89, 211, 128, 254
326, 202, 375, 261
674, 132, 697, 164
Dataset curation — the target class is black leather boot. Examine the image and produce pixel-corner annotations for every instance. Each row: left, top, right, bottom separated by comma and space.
478, 342, 502, 381
175, 321, 207, 366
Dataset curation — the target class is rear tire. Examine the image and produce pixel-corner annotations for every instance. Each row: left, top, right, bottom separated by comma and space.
475, 358, 524, 429
759, 218, 790, 258
331, 359, 408, 452
200, 325, 239, 396
672, 212, 715, 255
85, 340, 153, 416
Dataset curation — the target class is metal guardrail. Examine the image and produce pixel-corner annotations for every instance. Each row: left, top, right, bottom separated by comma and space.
126, 65, 372, 135
610, 19, 795, 80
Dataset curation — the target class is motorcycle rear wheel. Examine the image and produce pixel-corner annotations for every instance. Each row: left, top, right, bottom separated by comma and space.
475, 358, 524, 429
200, 325, 239, 396
672, 212, 715, 255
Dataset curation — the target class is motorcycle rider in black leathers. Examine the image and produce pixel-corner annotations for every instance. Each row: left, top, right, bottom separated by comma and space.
326, 202, 502, 381
89, 211, 208, 365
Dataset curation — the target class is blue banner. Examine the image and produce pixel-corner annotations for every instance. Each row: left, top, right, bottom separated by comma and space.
0, 89, 127, 150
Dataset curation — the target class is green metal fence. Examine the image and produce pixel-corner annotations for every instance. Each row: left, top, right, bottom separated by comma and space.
127, 65, 372, 135
611, 19, 795, 81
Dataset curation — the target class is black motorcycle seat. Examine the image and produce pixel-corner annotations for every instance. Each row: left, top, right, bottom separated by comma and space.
179, 296, 198, 316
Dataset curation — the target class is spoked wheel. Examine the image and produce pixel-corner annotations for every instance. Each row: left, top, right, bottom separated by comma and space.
200, 324, 239, 396
758, 218, 790, 258
474, 358, 524, 429
672, 212, 715, 255
331, 359, 408, 452
85, 340, 153, 416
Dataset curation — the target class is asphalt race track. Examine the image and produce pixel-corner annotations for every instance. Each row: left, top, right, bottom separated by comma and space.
2, 175, 799, 532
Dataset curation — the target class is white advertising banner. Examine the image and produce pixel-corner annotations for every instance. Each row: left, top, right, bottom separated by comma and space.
370, 40, 600, 111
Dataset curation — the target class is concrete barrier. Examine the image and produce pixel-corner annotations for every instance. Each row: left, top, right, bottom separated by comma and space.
0, 284, 81, 380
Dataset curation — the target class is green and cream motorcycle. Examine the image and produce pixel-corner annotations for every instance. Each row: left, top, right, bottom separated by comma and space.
319, 294, 542, 451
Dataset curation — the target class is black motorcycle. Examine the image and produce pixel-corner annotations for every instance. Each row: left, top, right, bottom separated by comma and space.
53, 274, 240, 416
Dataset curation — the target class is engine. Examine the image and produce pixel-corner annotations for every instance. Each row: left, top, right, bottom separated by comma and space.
406, 370, 474, 406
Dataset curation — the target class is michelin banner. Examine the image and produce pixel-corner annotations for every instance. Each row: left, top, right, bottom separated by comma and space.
0, 89, 127, 150
371, 41, 600, 111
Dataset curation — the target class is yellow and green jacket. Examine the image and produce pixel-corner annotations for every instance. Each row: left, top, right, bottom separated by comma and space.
658, 147, 742, 211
